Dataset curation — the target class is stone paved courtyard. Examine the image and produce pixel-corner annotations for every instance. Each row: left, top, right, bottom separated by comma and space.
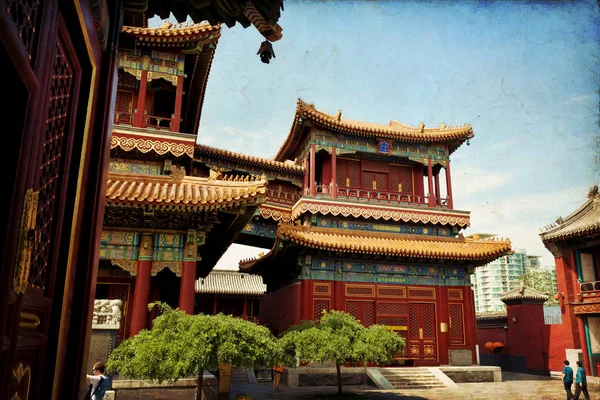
228, 371, 600, 400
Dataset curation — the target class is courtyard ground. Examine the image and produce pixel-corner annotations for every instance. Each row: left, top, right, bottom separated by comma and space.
228, 371, 600, 400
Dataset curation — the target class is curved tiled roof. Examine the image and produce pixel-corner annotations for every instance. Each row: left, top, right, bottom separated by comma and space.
122, 21, 222, 47
500, 283, 548, 303
476, 312, 507, 321
195, 270, 266, 295
275, 225, 511, 260
540, 185, 600, 242
106, 171, 267, 208
240, 225, 511, 272
276, 99, 474, 161
195, 143, 305, 175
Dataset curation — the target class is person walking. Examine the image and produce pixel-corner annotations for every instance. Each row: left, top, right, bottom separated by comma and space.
562, 360, 574, 399
85, 361, 110, 400
573, 360, 591, 400
272, 364, 284, 392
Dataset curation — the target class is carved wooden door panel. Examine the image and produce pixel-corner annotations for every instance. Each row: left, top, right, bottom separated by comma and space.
408, 303, 438, 363
0, 4, 82, 399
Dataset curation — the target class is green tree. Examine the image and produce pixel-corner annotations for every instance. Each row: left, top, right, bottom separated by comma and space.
520, 268, 559, 305
280, 310, 404, 395
107, 303, 281, 399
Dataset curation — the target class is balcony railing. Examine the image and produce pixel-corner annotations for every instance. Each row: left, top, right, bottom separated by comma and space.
266, 189, 301, 206
145, 115, 172, 130
313, 184, 450, 208
114, 111, 134, 125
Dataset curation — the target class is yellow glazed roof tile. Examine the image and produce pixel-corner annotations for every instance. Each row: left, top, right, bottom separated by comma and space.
277, 224, 512, 260
122, 21, 221, 38
540, 185, 600, 242
106, 169, 267, 208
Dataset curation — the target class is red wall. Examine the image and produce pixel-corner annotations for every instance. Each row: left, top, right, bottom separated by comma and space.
259, 282, 302, 335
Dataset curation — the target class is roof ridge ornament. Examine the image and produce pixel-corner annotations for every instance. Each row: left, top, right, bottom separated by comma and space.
588, 184, 599, 199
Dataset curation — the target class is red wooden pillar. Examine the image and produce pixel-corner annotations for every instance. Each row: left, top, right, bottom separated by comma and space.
427, 159, 435, 207
463, 284, 478, 363
334, 281, 344, 311
179, 262, 196, 314
303, 158, 309, 195
302, 280, 312, 320
171, 75, 184, 132
445, 145, 454, 209
434, 173, 440, 205
242, 297, 247, 320
129, 233, 153, 337
331, 147, 337, 198
577, 315, 592, 375
179, 239, 197, 314
213, 294, 218, 315
309, 144, 316, 196
437, 286, 449, 365
135, 70, 148, 128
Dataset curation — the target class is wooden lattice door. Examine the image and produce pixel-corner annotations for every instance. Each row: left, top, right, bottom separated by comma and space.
0, 7, 83, 399
408, 303, 438, 363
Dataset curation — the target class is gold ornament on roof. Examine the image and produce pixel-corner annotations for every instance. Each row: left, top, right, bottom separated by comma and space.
170, 165, 186, 181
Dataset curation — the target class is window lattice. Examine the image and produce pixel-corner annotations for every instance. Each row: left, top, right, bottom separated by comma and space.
348, 161, 360, 187
345, 285, 375, 297
408, 287, 436, 299
29, 39, 74, 292
363, 302, 375, 326
118, 72, 138, 89
447, 288, 463, 300
377, 317, 407, 326
377, 302, 409, 315
422, 304, 435, 338
314, 300, 330, 322
362, 172, 372, 190
7, 0, 41, 65
400, 166, 413, 193
409, 306, 419, 339
313, 283, 331, 295
375, 173, 388, 191
449, 304, 465, 344
362, 159, 388, 172
377, 286, 406, 298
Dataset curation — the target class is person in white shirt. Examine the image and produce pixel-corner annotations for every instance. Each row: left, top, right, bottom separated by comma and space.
86, 361, 109, 400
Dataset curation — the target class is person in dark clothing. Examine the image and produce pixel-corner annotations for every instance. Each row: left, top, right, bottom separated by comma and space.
562, 360, 574, 399
573, 360, 590, 400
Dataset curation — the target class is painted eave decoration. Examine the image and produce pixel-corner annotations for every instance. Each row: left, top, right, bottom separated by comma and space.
195, 270, 266, 295
540, 185, 600, 242
291, 198, 471, 227
106, 171, 268, 209
132, 0, 284, 42
111, 131, 197, 158
275, 99, 474, 161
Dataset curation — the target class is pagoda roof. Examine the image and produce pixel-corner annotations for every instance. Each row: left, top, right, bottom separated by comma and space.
500, 283, 548, 303
195, 143, 305, 176
195, 270, 266, 295
275, 99, 474, 162
122, 21, 221, 49
105, 169, 267, 210
124, 0, 284, 42
540, 185, 600, 242
240, 224, 512, 272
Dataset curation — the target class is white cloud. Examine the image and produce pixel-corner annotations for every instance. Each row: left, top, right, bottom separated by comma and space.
452, 167, 512, 197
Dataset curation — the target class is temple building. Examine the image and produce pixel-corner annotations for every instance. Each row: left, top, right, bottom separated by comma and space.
239, 100, 513, 366
0, 0, 284, 398
540, 185, 600, 376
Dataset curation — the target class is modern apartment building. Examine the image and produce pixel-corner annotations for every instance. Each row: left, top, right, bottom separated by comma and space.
471, 247, 542, 313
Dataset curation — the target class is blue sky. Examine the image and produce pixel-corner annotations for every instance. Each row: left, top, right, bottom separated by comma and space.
154, 1, 599, 268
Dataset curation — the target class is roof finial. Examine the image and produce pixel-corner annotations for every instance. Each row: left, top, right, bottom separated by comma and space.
419, 122, 425, 133
336, 110, 342, 121
588, 185, 599, 199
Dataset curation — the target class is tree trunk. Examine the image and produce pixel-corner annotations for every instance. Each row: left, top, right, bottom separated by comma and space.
196, 368, 204, 400
336, 362, 342, 395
